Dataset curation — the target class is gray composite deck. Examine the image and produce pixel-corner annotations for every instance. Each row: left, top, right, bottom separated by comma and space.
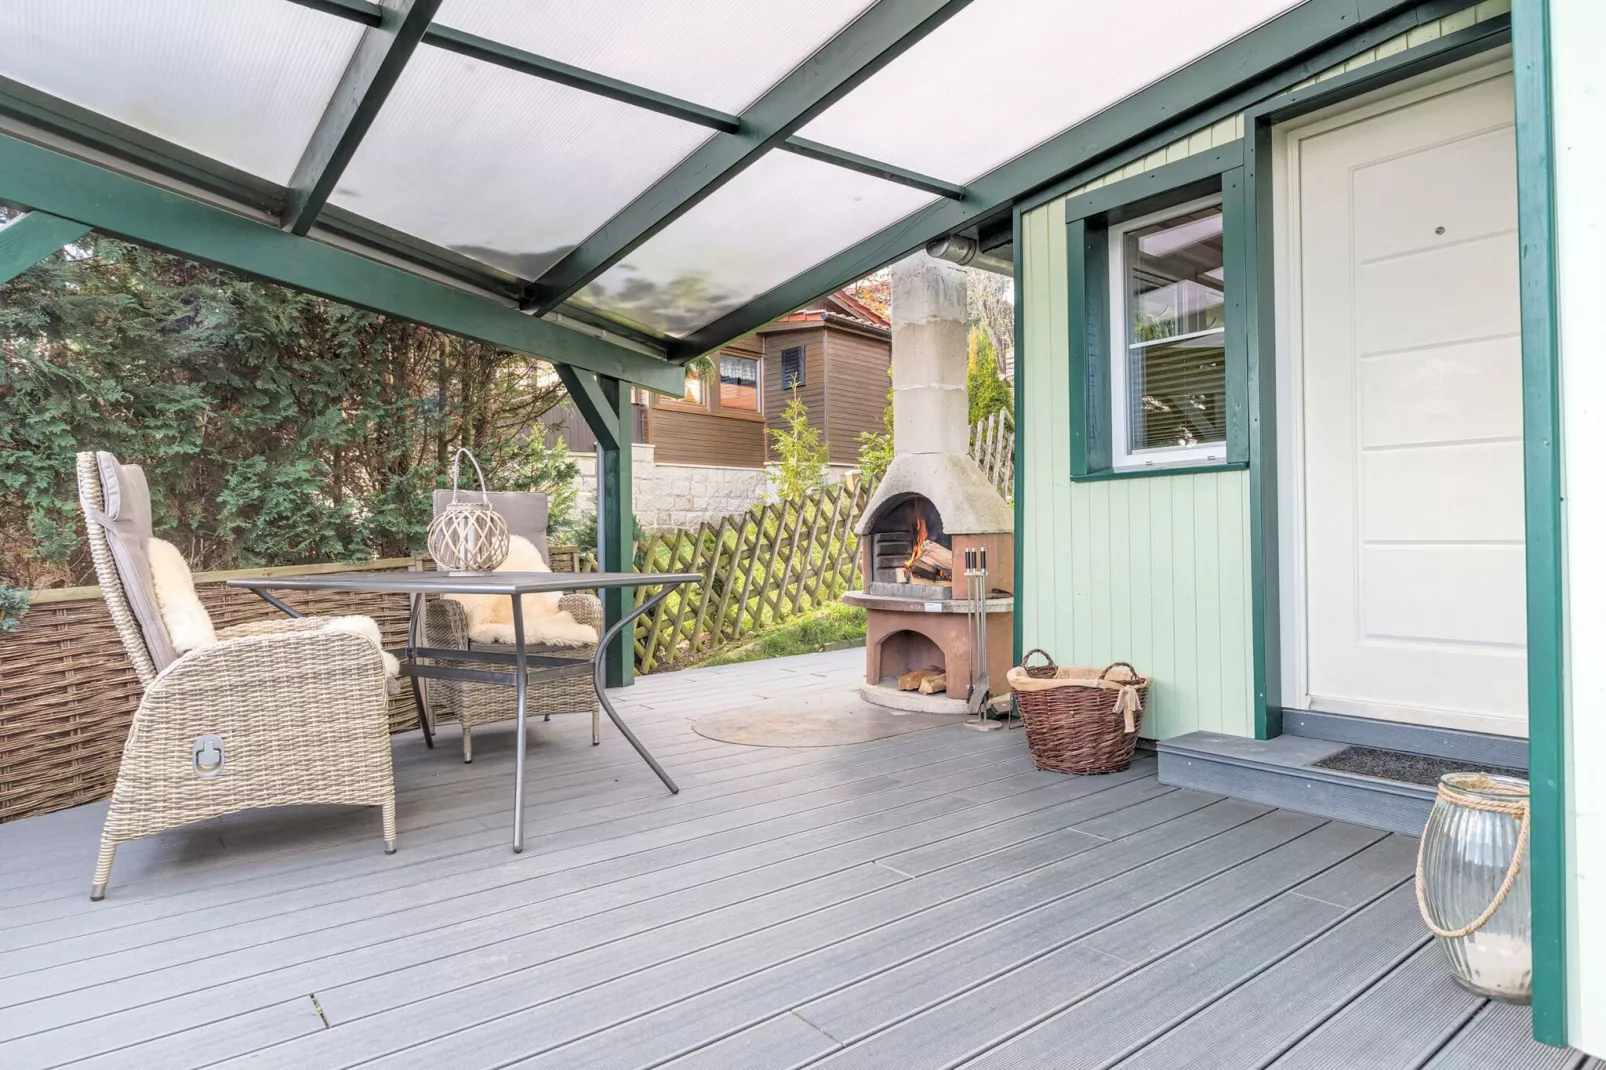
0, 648, 1588, 1070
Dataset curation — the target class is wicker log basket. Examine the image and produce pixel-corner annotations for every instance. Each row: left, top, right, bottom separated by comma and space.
1006, 651, 1150, 775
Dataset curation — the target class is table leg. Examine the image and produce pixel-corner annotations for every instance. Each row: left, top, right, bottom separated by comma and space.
511, 594, 530, 852
593, 583, 680, 795
407, 592, 433, 750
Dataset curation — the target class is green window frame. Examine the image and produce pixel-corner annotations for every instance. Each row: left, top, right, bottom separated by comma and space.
1065, 147, 1249, 481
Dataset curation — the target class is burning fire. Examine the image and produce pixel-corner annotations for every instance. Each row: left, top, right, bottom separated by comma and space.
905, 516, 929, 572
904, 515, 953, 582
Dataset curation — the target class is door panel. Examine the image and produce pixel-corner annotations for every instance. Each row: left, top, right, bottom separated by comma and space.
1296, 71, 1525, 735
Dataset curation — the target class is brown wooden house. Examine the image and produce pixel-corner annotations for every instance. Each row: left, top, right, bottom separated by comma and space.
644, 290, 890, 468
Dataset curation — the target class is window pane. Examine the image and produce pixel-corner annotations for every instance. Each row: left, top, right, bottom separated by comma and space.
682, 373, 705, 406
1124, 205, 1226, 451
719, 355, 759, 411
0, 0, 363, 181
436, 0, 877, 114
781, 346, 805, 390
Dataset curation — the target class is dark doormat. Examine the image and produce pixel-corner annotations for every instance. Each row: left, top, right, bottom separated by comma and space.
1312, 745, 1525, 787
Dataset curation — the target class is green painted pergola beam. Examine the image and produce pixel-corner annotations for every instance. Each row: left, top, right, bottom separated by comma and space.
673, 0, 1464, 358
523, 0, 976, 314
555, 365, 622, 454
0, 134, 683, 394
0, 211, 91, 284
282, 0, 442, 235
778, 137, 965, 200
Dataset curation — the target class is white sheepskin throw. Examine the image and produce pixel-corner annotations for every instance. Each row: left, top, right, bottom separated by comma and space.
147, 537, 217, 653
448, 534, 598, 648
321, 615, 401, 677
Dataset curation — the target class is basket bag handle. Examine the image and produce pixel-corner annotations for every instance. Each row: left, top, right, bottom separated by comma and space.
1098, 662, 1144, 734
448, 447, 492, 506
1022, 648, 1056, 671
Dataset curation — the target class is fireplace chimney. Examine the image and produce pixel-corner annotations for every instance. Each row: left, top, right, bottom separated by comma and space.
891, 253, 970, 458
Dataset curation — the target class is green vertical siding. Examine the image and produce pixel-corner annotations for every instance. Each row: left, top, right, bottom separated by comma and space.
1019, 199, 1254, 740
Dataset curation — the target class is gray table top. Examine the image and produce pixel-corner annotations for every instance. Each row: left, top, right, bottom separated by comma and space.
226, 571, 700, 596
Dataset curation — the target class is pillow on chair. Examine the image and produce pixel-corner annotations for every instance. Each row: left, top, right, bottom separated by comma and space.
147, 537, 399, 677
448, 535, 598, 647
147, 537, 217, 653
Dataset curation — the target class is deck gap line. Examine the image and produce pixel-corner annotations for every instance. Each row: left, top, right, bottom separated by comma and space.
0, 752, 1040, 1005
399, 799, 1283, 1070
0, 754, 1057, 1043
1084, 874, 1421, 1070
0, 733, 1025, 944
792, 818, 1363, 1064
1405, 993, 1491, 1070
931, 827, 1394, 1070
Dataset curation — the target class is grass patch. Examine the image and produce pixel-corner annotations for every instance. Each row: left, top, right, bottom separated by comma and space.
691, 602, 866, 669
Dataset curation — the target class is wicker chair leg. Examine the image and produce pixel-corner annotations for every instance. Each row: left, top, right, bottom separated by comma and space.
382, 799, 397, 855
90, 834, 118, 901
462, 724, 473, 764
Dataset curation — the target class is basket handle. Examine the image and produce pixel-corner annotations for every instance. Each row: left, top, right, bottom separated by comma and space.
448, 447, 492, 505
1098, 661, 1139, 683
1022, 648, 1056, 671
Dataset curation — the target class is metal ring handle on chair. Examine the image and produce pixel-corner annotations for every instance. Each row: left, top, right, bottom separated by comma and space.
1414, 788, 1531, 940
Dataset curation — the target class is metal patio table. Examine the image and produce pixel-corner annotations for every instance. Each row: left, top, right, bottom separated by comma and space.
226, 570, 701, 852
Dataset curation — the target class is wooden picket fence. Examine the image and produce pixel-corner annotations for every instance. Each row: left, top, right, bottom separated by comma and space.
970, 409, 1015, 499
607, 478, 871, 673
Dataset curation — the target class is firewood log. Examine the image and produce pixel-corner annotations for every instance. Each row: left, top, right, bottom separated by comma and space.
898, 666, 944, 691
917, 672, 948, 695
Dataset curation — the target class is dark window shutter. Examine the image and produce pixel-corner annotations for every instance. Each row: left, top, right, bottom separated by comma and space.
780, 345, 805, 390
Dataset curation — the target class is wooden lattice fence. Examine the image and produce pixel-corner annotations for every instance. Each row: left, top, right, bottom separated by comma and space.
970, 409, 1015, 500
618, 478, 870, 672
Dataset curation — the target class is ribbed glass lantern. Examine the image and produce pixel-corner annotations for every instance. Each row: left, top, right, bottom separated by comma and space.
427, 448, 509, 574
1415, 772, 1531, 1003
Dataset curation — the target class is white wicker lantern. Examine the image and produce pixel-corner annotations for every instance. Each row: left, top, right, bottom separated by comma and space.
428, 448, 510, 574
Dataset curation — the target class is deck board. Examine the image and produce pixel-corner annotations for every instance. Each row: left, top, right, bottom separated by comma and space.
0, 649, 1585, 1070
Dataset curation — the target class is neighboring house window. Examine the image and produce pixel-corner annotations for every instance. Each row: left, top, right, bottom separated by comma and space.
780, 345, 805, 390
1106, 194, 1226, 469
719, 355, 760, 412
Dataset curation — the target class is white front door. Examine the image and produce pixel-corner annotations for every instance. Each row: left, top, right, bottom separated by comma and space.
1285, 64, 1526, 737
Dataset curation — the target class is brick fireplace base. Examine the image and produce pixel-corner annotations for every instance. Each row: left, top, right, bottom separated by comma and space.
862, 604, 1013, 700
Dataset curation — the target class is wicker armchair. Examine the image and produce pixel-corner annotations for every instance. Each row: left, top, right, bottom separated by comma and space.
421, 491, 602, 762
77, 452, 397, 900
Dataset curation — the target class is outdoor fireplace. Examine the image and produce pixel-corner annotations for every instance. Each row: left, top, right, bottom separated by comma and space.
845, 253, 1014, 713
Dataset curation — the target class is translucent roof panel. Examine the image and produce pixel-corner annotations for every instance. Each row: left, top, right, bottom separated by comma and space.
583, 152, 935, 337
0, 0, 363, 182
435, 0, 878, 113
331, 45, 714, 282
798, 0, 1306, 183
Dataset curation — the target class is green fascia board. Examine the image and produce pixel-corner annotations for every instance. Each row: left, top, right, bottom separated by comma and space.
1512, 0, 1567, 1045
525, 0, 976, 314
778, 137, 966, 200
0, 210, 90, 284
0, 76, 282, 215
282, 0, 443, 235
1061, 143, 1243, 224
675, 0, 1467, 359
0, 133, 684, 394
426, 25, 741, 133
555, 365, 622, 454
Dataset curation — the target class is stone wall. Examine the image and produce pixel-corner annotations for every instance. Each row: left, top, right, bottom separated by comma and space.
572, 445, 858, 530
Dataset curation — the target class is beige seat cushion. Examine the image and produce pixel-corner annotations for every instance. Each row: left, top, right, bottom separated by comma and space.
146, 537, 217, 653
447, 535, 597, 648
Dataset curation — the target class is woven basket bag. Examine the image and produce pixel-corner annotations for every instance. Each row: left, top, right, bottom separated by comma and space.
1006, 651, 1150, 775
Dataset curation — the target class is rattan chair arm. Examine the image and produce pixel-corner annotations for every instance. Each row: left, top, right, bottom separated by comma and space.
558, 592, 603, 632
424, 597, 470, 648
146, 629, 389, 712
215, 617, 330, 639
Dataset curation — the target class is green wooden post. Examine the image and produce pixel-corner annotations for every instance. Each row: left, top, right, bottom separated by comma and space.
0, 211, 90, 285
597, 375, 634, 688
